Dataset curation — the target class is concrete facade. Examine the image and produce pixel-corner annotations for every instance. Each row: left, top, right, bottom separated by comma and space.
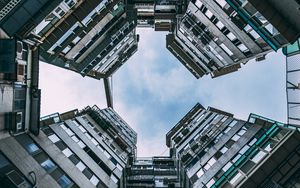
167, 103, 300, 188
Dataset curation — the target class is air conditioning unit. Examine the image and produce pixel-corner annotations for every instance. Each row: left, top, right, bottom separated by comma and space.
16, 112, 23, 131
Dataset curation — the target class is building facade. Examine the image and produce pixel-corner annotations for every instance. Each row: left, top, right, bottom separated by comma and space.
35, 0, 139, 79
167, 0, 300, 78
0, 105, 137, 188
0, 37, 41, 136
167, 103, 300, 188
283, 38, 300, 127
126, 156, 180, 187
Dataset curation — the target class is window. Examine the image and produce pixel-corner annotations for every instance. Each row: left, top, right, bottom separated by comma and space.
237, 129, 246, 136
220, 146, 228, 154
227, 32, 237, 41
224, 127, 231, 134
220, 43, 233, 56
91, 138, 98, 146
207, 157, 216, 166
57, 175, 72, 188
71, 135, 79, 143
251, 150, 267, 163
206, 179, 215, 188
90, 175, 99, 186
41, 159, 56, 172
237, 43, 248, 52
204, 9, 213, 18
229, 171, 243, 185
216, 0, 227, 8
49, 135, 60, 143
249, 30, 260, 39
62, 148, 73, 157
111, 175, 118, 183
197, 169, 204, 178
78, 126, 86, 133
216, 21, 225, 29
239, 145, 250, 155
232, 134, 240, 142
222, 162, 232, 171
229, 120, 237, 127
26, 143, 40, 154
77, 141, 86, 148
195, 0, 203, 8
72, 36, 81, 44
76, 161, 86, 172
65, 128, 74, 136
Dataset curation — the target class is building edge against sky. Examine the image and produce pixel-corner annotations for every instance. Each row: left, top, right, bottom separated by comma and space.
166, 103, 300, 188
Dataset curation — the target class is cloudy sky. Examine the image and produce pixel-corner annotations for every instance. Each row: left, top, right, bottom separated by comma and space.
40, 28, 287, 157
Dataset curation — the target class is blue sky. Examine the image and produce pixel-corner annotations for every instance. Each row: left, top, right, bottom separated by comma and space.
40, 28, 287, 157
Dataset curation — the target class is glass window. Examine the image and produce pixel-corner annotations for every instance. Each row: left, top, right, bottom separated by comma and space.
220, 146, 228, 154
232, 135, 240, 142
111, 175, 118, 183
78, 126, 86, 133
262, 139, 277, 152
195, 0, 203, 8
237, 44, 248, 52
85, 133, 92, 140
41, 159, 56, 172
78, 141, 86, 149
239, 145, 250, 155
224, 127, 231, 134
216, 21, 225, 29
104, 151, 111, 159
229, 120, 237, 127
57, 175, 72, 188
250, 30, 260, 39
76, 161, 86, 172
238, 129, 246, 136
232, 154, 241, 163
216, 0, 227, 8
208, 157, 216, 166
62, 148, 73, 157
197, 169, 204, 178
222, 162, 232, 171
60, 124, 67, 130
229, 171, 243, 185
90, 175, 99, 186
251, 150, 267, 163
72, 36, 81, 44
26, 143, 40, 154
48, 134, 60, 143
227, 32, 236, 41
204, 163, 211, 170
220, 43, 234, 56
249, 138, 257, 146
205, 9, 213, 19
65, 129, 74, 136
91, 138, 98, 146
116, 163, 123, 171
206, 179, 215, 188
71, 135, 79, 143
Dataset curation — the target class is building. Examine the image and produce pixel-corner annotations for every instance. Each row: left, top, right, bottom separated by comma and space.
0, 105, 137, 188
283, 38, 300, 127
129, 0, 187, 31
0, 0, 62, 38
166, 103, 300, 187
126, 156, 180, 187
0, 37, 41, 135
35, 0, 139, 79
167, 0, 300, 78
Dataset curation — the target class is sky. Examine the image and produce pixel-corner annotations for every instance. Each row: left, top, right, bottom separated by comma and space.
40, 28, 287, 157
